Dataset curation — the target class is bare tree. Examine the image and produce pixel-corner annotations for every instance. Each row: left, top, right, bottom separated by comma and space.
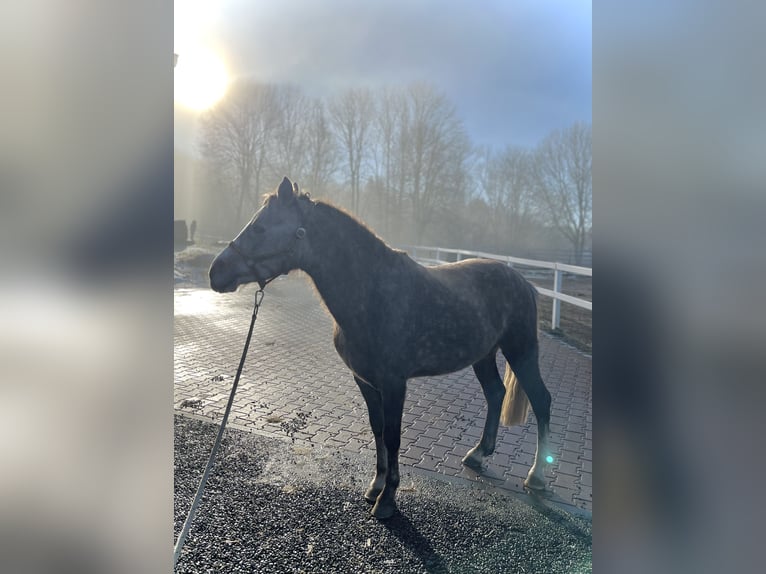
532, 122, 592, 264
200, 81, 279, 227
329, 87, 375, 213
198, 79, 588, 257
269, 84, 310, 183
502, 147, 536, 248
367, 87, 408, 236
303, 98, 339, 200
404, 83, 470, 243
477, 145, 504, 231
393, 93, 413, 239
478, 145, 536, 250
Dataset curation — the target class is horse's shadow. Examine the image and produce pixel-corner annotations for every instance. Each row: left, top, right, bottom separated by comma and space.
381, 512, 448, 574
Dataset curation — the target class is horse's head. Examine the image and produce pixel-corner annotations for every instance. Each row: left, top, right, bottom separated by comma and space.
209, 177, 311, 292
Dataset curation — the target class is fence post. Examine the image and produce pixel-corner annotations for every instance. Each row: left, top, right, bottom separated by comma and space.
552, 265, 562, 330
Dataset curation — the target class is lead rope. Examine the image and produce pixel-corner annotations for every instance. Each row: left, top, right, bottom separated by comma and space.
173, 286, 266, 569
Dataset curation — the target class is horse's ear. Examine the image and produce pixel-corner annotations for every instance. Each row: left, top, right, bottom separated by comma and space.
293, 182, 300, 195
277, 176, 294, 202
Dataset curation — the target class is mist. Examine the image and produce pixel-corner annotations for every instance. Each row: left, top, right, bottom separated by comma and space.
5, 1, 765, 573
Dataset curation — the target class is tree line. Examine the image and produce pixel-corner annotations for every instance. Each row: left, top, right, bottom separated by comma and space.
197, 80, 591, 264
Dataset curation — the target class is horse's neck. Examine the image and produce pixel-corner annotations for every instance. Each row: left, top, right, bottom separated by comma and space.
301, 204, 392, 328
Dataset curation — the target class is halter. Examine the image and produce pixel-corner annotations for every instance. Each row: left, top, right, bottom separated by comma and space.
227, 196, 316, 287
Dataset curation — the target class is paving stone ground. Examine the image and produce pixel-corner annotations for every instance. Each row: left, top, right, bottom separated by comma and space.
174, 272, 592, 513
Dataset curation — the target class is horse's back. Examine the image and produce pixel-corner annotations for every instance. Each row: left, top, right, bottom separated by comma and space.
423, 258, 535, 322
390, 257, 538, 376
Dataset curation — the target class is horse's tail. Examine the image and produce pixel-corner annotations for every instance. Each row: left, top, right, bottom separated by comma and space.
500, 275, 537, 426
500, 363, 531, 427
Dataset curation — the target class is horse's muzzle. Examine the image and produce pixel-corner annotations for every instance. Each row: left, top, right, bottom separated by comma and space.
209, 258, 237, 293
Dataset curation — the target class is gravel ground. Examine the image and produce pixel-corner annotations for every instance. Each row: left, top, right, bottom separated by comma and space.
174, 415, 591, 573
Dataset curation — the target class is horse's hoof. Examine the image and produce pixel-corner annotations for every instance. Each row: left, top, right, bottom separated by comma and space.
371, 501, 397, 520
461, 447, 485, 468
524, 474, 546, 491
364, 488, 381, 504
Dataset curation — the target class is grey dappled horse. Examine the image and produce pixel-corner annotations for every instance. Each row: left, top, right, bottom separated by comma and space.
209, 177, 552, 520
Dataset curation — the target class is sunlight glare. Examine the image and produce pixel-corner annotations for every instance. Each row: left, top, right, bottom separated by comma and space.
174, 48, 228, 111
174, 289, 222, 316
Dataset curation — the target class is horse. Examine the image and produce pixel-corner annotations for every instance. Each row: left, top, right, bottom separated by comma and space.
209, 177, 552, 520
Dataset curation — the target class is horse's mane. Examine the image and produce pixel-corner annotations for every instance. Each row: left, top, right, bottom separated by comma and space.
260, 190, 390, 254
312, 198, 391, 255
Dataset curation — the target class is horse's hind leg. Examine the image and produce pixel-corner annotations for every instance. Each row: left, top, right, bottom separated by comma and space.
462, 352, 505, 468
354, 376, 387, 504
502, 343, 552, 490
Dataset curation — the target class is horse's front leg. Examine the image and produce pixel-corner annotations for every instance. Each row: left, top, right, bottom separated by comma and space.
354, 376, 387, 503
371, 379, 406, 520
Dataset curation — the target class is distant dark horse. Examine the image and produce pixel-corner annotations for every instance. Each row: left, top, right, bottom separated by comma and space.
210, 177, 552, 519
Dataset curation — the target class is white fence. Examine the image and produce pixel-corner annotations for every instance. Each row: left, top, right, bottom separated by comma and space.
402, 245, 592, 330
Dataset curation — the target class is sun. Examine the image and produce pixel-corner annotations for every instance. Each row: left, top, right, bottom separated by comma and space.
174, 48, 229, 111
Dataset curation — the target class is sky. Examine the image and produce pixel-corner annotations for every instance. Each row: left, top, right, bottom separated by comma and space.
174, 0, 591, 151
